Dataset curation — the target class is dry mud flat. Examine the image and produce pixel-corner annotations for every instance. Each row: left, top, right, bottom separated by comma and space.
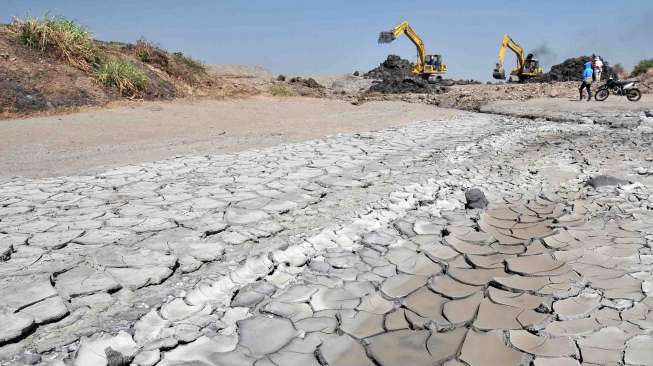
2, 106, 653, 365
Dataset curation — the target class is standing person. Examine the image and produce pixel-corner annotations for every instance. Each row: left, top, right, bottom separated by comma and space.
580, 61, 593, 101
594, 56, 604, 82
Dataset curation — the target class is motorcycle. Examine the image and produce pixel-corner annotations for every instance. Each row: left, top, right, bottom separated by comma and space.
595, 78, 642, 102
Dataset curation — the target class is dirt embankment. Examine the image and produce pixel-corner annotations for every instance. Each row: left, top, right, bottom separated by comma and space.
1, 25, 113, 115
0, 23, 259, 119
640, 69, 653, 93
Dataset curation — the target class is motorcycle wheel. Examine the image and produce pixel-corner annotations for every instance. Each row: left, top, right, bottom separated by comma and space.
595, 88, 609, 101
626, 88, 642, 102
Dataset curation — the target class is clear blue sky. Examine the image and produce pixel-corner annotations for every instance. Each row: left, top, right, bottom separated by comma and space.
4, 0, 652, 80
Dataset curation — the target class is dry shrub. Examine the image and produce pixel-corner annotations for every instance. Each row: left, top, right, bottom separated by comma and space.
136, 45, 151, 63
173, 52, 206, 74
134, 38, 169, 67
96, 58, 148, 97
164, 52, 207, 85
10, 15, 96, 71
133, 40, 206, 85
632, 59, 653, 77
270, 82, 297, 97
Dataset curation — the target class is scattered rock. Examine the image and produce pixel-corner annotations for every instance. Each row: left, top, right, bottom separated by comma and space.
105, 346, 133, 366
74, 331, 137, 366
465, 188, 489, 209
585, 175, 630, 188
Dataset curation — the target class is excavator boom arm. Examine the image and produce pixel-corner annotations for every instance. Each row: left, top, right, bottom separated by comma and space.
379, 21, 426, 69
494, 34, 527, 79
390, 21, 426, 66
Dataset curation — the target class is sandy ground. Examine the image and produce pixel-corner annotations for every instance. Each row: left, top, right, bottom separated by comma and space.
0, 97, 459, 178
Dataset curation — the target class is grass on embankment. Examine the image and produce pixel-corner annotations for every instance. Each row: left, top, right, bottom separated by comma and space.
270, 82, 297, 97
8, 15, 209, 98
95, 58, 148, 97
133, 38, 207, 86
11, 15, 96, 71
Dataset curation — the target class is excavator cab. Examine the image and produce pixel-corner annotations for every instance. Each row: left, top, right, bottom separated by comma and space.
426, 54, 442, 67
423, 55, 444, 82
522, 54, 540, 76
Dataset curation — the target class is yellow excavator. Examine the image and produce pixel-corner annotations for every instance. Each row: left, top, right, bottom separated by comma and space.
378, 21, 447, 81
493, 34, 544, 82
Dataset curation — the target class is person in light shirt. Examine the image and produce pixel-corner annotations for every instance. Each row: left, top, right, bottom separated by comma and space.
594, 56, 604, 82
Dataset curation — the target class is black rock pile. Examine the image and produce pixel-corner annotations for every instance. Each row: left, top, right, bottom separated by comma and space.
365, 55, 449, 94
288, 77, 324, 89
369, 77, 448, 94
542, 56, 617, 82
287, 77, 326, 97
364, 55, 413, 81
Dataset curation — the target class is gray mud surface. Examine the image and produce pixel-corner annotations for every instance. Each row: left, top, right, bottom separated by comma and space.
2, 101, 653, 365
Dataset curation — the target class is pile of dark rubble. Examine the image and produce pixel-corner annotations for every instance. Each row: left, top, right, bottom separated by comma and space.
369, 77, 448, 94
287, 77, 326, 97
451, 79, 483, 86
364, 54, 413, 80
288, 77, 323, 89
365, 55, 456, 94
541, 56, 617, 82
365, 55, 437, 93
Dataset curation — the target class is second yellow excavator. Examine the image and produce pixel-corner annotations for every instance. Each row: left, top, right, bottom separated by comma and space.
493, 34, 544, 82
378, 21, 447, 81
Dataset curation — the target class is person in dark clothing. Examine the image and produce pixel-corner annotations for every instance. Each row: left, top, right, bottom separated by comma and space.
579, 62, 593, 101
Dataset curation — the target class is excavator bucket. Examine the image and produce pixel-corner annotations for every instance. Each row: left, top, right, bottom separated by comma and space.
493, 70, 506, 80
493, 64, 505, 80
378, 31, 396, 44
